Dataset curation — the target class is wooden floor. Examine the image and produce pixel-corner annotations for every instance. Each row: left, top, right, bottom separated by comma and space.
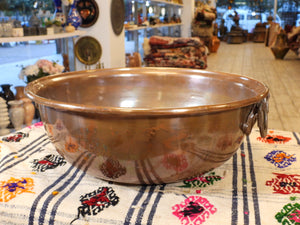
207, 42, 300, 133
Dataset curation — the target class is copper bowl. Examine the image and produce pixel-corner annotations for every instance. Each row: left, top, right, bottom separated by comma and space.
26, 67, 269, 184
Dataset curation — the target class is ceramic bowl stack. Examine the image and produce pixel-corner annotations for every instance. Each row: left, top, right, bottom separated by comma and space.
0, 97, 10, 135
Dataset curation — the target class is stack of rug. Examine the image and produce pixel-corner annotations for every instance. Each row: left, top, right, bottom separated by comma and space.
143, 36, 208, 69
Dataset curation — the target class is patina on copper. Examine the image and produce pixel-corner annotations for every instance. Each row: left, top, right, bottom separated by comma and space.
25, 67, 269, 184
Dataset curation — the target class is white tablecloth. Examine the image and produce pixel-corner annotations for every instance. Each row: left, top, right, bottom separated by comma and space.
0, 122, 300, 225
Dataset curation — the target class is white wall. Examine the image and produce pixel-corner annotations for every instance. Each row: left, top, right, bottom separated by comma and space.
75, 0, 125, 70
181, 0, 194, 37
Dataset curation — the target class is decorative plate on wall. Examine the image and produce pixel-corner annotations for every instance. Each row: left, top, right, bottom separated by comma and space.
74, 36, 102, 65
76, 0, 99, 28
110, 0, 125, 35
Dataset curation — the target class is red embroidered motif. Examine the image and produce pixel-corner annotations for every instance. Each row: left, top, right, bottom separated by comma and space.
32, 154, 66, 172
82, 187, 110, 207
0, 177, 34, 202
257, 134, 291, 144
266, 173, 300, 194
2, 132, 29, 142
71, 187, 119, 224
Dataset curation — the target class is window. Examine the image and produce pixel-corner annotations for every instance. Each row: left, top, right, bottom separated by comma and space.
216, 0, 299, 31
247, 14, 262, 20
0, 0, 62, 88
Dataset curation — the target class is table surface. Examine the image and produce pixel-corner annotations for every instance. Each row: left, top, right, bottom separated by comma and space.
0, 122, 300, 225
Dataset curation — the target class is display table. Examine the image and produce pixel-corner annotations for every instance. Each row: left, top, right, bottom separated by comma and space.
1, 122, 300, 224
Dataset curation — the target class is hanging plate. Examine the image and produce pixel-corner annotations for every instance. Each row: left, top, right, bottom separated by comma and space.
76, 0, 99, 28
110, 0, 125, 35
74, 36, 102, 65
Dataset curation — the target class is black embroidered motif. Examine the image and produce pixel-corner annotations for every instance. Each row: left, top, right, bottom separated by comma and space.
31, 154, 66, 172
172, 196, 217, 223
2, 132, 29, 142
71, 187, 119, 224
180, 201, 205, 217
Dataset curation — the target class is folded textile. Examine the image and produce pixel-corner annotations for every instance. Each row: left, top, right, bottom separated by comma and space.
148, 36, 203, 48
144, 36, 208, 69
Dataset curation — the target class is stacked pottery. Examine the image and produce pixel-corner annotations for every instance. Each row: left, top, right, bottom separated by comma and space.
21, 98, 35, 126
0, 97, 10, 135
15, 86, 26, 100
8, 100, 24, 131
0, 84, 15, 128
0, 84, 15, 103
14, 86, 35, 126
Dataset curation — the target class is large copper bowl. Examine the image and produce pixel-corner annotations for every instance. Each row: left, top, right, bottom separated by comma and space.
25, 67, 269, 184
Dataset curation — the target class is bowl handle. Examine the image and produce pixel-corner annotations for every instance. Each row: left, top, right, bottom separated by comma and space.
241, 94, 269, 137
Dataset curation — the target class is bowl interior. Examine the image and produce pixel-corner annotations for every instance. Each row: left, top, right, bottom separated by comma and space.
26, 68, 268, 114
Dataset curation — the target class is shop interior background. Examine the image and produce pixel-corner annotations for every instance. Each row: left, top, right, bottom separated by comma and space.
0, 0, 299, 88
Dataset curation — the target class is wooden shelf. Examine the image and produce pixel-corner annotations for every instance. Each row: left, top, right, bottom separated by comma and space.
149, 23, 183, 28
125, 23, 183, 31
0, 30, 86, 43
134, 0, 183, 7
125, 26, 147, 31
151, 0, 183, 7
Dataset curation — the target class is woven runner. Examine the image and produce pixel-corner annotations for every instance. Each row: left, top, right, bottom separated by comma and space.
0, 122, 299, 225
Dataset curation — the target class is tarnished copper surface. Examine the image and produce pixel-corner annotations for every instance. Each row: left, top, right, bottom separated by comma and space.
25, 67, 269, 184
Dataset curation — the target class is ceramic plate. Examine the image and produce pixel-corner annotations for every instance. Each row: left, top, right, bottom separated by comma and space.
76, 0, 99, 28
110, 0, 125, 35
74, 36, 102, 65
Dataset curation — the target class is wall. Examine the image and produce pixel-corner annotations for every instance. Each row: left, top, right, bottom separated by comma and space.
181, 0, 194, 37
75, 0, 125, 70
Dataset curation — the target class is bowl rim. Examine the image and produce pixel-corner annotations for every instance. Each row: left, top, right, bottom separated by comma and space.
25, 67, 269, 117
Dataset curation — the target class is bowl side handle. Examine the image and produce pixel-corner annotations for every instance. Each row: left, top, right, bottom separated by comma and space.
241, 94, 269, 138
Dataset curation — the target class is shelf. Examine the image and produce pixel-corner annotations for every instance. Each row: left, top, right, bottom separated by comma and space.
125, 0, 184, 55
0, 30, 86, 43
133, 0, 183, 7
151, 0, 183, 7
125, 23, 183, 31
125, 26, 147, 31
150, 23, 183, 28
